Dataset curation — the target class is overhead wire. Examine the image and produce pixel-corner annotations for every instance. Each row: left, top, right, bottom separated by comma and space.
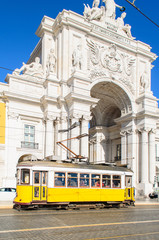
124, 0, 159, 29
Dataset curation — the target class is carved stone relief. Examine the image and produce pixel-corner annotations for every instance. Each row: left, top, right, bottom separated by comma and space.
87, 39, 135, 93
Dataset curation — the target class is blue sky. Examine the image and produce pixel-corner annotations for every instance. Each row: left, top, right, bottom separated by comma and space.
0, 0, 159, 98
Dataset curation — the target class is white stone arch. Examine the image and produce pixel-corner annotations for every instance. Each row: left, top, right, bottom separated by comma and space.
18, 154, 38, 163
88, 77, 136, 164
88, 77, 135, 114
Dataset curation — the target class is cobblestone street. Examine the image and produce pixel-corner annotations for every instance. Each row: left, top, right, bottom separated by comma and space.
0, 205, 159, 239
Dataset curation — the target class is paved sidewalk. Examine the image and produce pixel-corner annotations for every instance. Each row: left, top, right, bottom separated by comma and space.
135, 198, 159, 205
0, 201, 13, 209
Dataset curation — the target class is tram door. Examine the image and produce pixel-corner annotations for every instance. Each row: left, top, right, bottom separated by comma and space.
33, 171, 47, 201
125, 176, 133, 200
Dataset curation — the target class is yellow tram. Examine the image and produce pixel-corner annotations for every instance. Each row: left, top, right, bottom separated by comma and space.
13, 160, 135, 209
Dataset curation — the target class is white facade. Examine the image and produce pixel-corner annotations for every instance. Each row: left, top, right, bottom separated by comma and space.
0, 1, 159, 197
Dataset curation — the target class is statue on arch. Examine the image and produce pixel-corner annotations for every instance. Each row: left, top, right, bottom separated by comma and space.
140, 69, 149, 91
117, 12, 133, 38
46, 48, 56, 75
72, 44, 83, 71
103, 0, 124, 19
84, 0, 125, 22
13, 57, 43, 76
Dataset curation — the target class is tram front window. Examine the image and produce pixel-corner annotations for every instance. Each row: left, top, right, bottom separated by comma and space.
34, 172, 40, 184
17, 169, 20, 185
21, 169, 30, 184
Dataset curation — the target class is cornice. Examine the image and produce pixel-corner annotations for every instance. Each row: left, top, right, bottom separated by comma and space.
136, 110, 159, 119
51, 10, 156, 61
36, 15, 55, 37
64, 92, 99, 105
3, 91, 40, 104
67, 71, 92, 85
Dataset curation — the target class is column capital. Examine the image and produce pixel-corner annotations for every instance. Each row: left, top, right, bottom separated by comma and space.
120, 131, 127, 136
120, 129, 135, 136
82, 115, 92, 121
149, 128, 156, 134
8, 111, 19, 120
137, 127, 151, 134
70, 113, 82, 120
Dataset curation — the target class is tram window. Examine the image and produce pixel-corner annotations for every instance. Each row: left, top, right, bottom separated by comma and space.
125, 176, 132, 187
34, 172, 40, 184
55, 172, 66, 187
34, 187, 39, 197
42, 172, 47, 185
42, 187, 45, 198
80, 174, 89, 187
17, 169, 20, 185
67, 173, 78, 187
102, 175, 111, 188
21, 169, 30, 184
91, 174, 100, 188
112, 175, 121, 188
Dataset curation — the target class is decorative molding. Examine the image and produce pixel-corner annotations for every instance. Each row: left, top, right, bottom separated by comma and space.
8, 111, 19, 120
87, 39, 135, 94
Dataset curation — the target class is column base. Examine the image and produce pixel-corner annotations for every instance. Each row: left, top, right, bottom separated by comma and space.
136, 182, 153, 198
2, 177, 16, 188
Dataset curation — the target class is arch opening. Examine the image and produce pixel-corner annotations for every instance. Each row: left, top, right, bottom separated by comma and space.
89, 81, 132, 164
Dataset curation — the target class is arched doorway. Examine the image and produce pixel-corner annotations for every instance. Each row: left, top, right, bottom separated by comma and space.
18, 154, 38, 163
89, 81, 132, 165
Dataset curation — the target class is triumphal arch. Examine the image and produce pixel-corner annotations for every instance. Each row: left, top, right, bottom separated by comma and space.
1, 0, 159, 196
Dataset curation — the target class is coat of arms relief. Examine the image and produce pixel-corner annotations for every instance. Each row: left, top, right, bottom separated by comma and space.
87, 39, 136, 94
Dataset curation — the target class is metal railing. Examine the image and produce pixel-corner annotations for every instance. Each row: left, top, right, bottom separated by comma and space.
21, 141, 39, 149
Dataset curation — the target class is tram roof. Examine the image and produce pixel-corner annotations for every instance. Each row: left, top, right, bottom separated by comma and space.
17, 160, 132, 173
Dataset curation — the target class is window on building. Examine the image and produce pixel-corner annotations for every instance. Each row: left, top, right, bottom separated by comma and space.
21, 125, 38, 149
116, 144, 121, 161
156, 144, 159, 161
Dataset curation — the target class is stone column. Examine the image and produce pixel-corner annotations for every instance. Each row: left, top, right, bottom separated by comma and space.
5, 111, 19, 187
120, 131, 127, 165
60, 116, 68, 160
54, 118, 60, 156
81, 116, 90, 159
127, 127, 137, 187
45, 115, 55, 157
149, 129, 156, 184
70, 116, 80, 158
141, 128, 149, 184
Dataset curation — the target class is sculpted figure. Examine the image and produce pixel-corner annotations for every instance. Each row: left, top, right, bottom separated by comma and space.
140, 70, 149, 90
47, 48, 56, 74
84, 0, 104, 21
103, 0, 123, 19
92, 0, 100, 8
72, 45, 82, 70
13, 57, 43, 75
117, 12, 133, 38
